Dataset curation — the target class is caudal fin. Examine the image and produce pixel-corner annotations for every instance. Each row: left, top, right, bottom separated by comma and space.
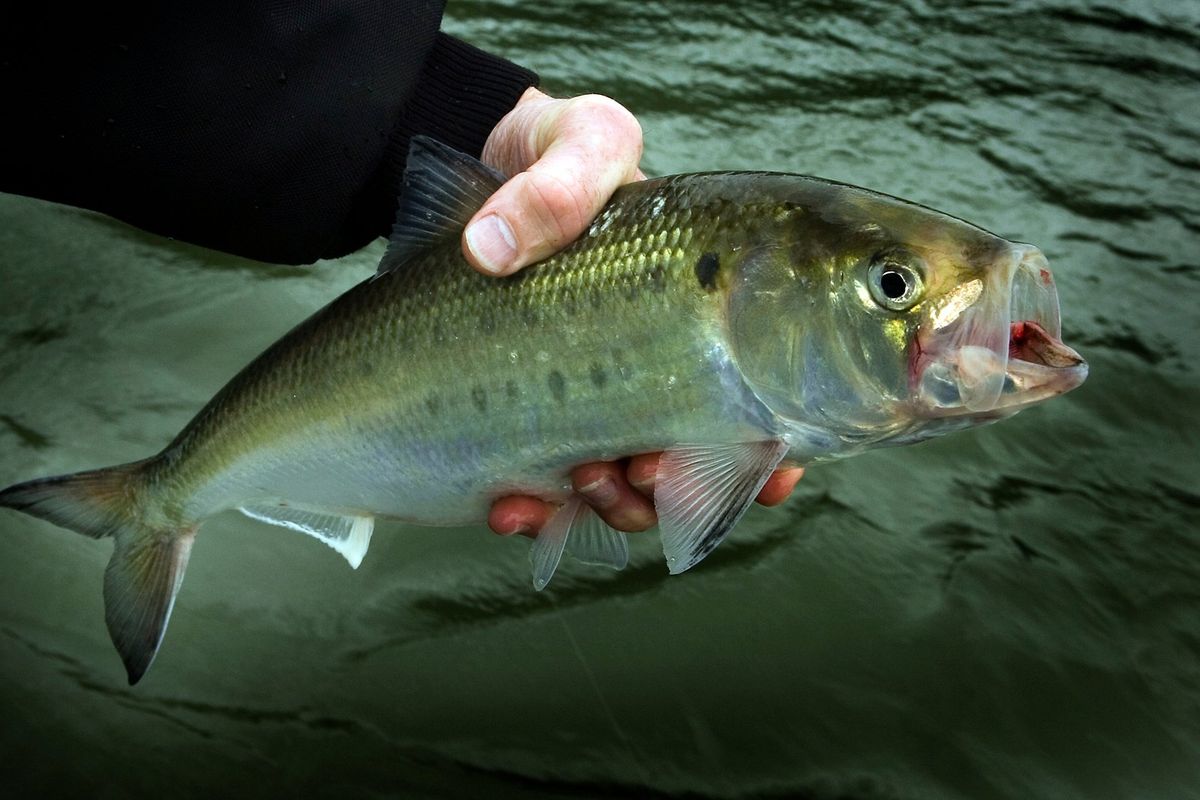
0, 462, 195, 684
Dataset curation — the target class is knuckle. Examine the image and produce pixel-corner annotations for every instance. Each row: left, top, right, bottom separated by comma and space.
567, 94, 641, 134
552, 95, 643, 163
561, 95, 643, 160
526, 171, 594, 245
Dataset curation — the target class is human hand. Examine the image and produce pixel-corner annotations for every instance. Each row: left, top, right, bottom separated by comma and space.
467, 88, 803, 537
462, 87, 645, 275
489, 457, 807, 538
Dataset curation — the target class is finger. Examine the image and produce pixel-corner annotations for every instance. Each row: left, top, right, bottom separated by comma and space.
488, 495, 557, 539
628, 452, 801, 506
755, 466, 805, 507
571, 461, 657, 532
464, 94, 642, 276
627, 452, 660, 497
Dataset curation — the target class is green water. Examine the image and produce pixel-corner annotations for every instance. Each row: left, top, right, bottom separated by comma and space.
2, 1, 1198, 797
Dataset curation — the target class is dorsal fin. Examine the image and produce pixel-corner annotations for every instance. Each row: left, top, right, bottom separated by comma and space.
376, 136, 506, 276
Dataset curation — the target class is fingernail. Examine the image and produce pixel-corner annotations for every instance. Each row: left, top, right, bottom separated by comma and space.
629, 472, 655, 493
465, 214, 517, 274
577, 475, 619, 507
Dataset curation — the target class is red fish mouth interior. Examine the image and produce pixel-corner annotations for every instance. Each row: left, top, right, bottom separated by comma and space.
1009, 320, 1085, 368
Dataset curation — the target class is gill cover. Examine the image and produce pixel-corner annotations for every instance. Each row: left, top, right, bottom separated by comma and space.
725, 243, 808, 416
724, 229, 912, 433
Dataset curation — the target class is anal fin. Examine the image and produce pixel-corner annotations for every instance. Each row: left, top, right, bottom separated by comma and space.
239, 503, 374, 569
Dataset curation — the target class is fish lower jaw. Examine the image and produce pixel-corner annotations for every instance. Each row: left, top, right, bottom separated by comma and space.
993, 320, 1088, 411
915, 340, 1087, 418
995, 357, 1088, 411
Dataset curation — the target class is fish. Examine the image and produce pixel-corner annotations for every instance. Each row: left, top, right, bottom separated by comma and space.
0, 137, 1087, 684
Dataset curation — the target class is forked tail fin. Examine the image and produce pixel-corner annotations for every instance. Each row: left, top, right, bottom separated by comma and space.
0, 461, 195, 685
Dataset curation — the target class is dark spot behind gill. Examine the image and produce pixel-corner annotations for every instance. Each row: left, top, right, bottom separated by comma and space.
695, 252, 720, 291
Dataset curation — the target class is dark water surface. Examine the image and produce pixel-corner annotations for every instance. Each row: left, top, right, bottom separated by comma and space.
2, 1, 1199, 798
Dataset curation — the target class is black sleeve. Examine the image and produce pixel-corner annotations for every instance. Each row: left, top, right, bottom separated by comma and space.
0, 3, 537, 264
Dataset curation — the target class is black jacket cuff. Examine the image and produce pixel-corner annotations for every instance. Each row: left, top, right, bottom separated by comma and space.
383, 33, 538, 197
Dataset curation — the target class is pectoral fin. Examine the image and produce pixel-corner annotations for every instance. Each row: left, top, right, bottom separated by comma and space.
530, 494, 628, 591
656, 440, 790, 574
239, 503, 374, 569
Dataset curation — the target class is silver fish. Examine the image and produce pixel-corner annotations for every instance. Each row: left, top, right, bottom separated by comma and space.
0, 138, 1087, 683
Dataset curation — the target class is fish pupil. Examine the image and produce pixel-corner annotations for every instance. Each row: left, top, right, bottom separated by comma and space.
880, 270, 909, 300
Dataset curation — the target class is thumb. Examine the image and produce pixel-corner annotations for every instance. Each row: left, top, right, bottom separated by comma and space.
463, 94, 643, 276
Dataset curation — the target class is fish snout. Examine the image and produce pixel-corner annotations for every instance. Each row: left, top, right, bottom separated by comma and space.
915, 245, 1087, 415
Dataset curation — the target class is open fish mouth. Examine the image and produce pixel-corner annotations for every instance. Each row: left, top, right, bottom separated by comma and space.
915, 245, 1088, 415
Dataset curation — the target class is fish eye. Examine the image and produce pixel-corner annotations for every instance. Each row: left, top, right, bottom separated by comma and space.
868, 254, 925, 311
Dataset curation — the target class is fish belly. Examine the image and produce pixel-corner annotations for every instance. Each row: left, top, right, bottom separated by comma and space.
184, 340, 773, 527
